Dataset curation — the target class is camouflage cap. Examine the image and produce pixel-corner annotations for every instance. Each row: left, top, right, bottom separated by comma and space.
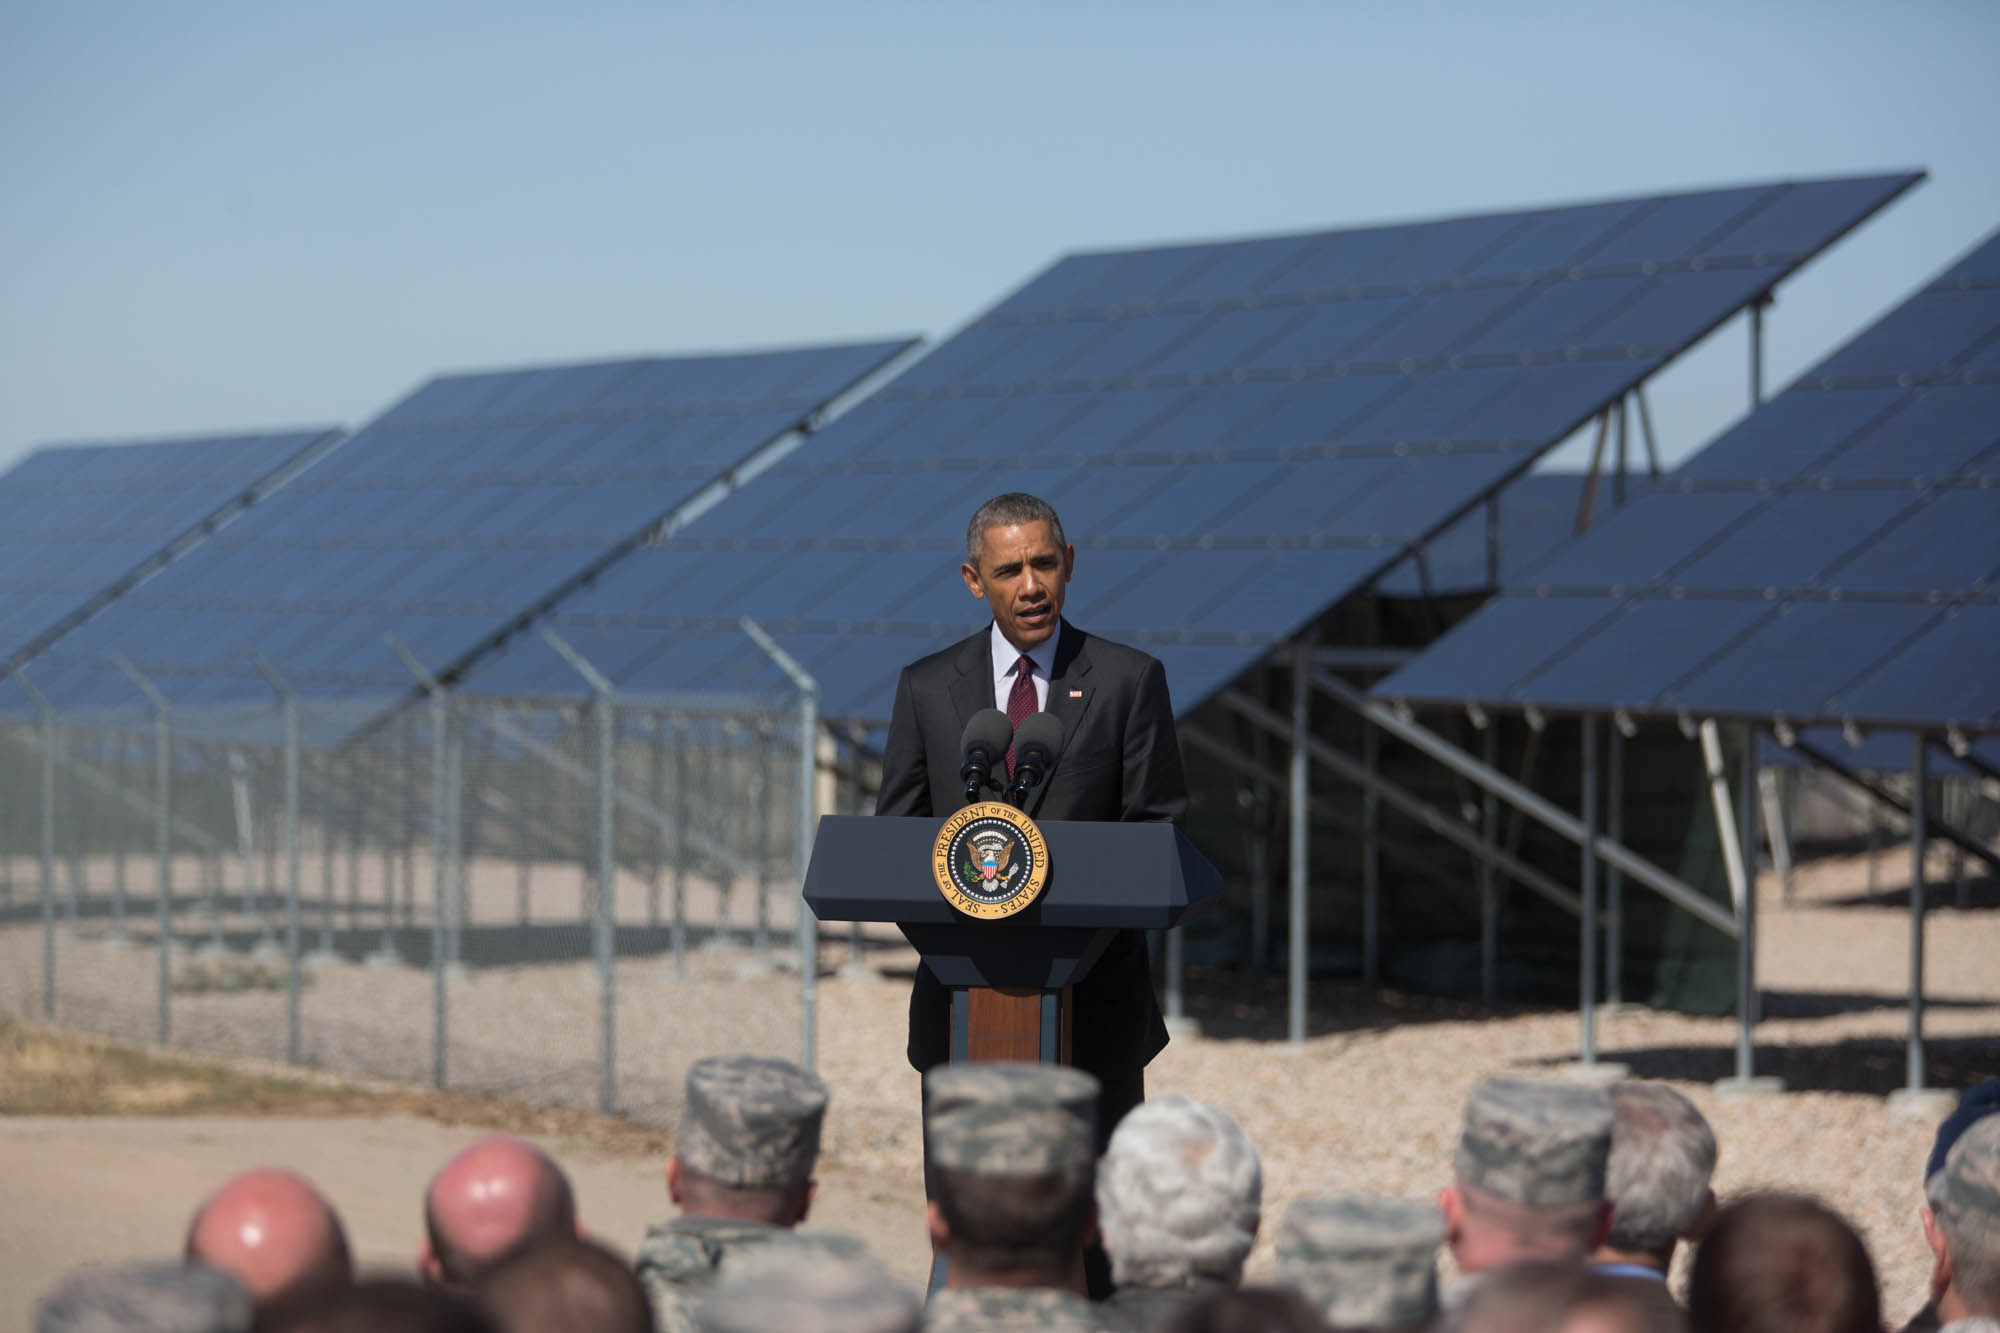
696, 1243, 922, 1333
928, 1101, 1096, 1176
1276, 1195, 1443, 1330
1939, 1114, 2000, 1232
1455, 1075, 1614, 1208
37, 1262, 252, 1333
923, 1061, 1099, 1117
677, 1055, 829, 1189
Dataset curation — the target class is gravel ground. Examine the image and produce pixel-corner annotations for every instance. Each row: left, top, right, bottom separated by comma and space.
4, 845, 1995, 1315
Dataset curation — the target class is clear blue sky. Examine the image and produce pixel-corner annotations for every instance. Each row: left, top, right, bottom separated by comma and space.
4, 2, 1997, 477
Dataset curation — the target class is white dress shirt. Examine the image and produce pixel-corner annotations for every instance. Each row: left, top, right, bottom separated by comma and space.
990, 619, 1060, 714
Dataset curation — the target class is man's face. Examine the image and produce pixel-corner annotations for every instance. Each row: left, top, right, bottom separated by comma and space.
961, 520, 1074, 653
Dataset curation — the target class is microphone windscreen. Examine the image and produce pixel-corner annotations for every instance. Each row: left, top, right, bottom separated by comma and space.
1013, 711, 1065, 763
960, 708, 1015, 759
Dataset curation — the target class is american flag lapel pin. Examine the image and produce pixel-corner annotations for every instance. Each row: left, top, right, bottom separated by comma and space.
1068, 689, 1083, 698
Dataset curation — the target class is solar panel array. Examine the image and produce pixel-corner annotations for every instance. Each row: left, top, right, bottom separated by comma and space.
0, 429, 339, 675
462, 174, 1920, 721
29, 341, 915, 719
1378, 225, 2000, 740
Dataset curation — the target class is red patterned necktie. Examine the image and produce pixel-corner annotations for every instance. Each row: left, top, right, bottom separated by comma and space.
1005, 655, 1037, 777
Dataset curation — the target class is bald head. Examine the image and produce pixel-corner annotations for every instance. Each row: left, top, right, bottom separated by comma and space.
423, 1137, 578, 1289
185, 1168, 352, 1312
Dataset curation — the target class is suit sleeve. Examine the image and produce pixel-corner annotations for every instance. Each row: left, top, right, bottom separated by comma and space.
874, 665, 934, 819
1120, 655, 1189, 829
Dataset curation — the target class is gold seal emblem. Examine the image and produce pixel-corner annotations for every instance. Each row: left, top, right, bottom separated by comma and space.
931, 801, 1051, 919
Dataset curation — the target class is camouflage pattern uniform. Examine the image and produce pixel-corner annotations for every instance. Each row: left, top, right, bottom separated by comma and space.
695, 1242, 923, 1333
638, 1055, 844, 1333
37, 1262, 252, 1333
1097, 1276, 1230, 1332
1938, 1116, 2000, 1333
1275, 1195, 1443, 1330
923, 1064, 1107, 1332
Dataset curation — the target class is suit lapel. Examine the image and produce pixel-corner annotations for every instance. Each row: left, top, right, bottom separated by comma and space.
1028, 621, 1094, 818
947, 631, 993, 762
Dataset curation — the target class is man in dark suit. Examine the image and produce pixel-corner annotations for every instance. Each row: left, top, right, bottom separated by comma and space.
874, 491, 1189, 1142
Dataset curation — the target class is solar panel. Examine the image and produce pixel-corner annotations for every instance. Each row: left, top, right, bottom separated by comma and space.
1377, 221, 2000, 735
21, 341, 914, 724
0, 429, 340, 678
456, 174, 1917, 719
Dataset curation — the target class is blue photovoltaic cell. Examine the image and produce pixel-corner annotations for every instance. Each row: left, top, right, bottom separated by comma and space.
1379, 221, 2000, 733
1697, 175, 1913, 260
449, 174, 1915, 719
0, 429, 337, 672
1377, 595, 1626, 704
22, 341, 912, 720
1373, 471, 1590, 597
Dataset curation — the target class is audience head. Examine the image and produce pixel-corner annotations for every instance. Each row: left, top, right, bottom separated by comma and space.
923, 1061, 1100, 1285
1441, 1075, 1615, 1273
669, 1055, 828, 1227
694, 1243, 923, 1333
1924, 1113, 2000, 1321
264, 1277, 497, 1333
1159, 1287, 1332, 1333
1276, 1195, 1442, 1332
477, 1238, 654, 1333
1599, 1081, 1718, 1266
183, 1167, 353, 1313
37, 1262, 251, 1333
1096, 1096, 1262, 1290
422, 1136, 578, 1290
1454, 1262, 1685, 1333
1688, 1192, 1879, 1333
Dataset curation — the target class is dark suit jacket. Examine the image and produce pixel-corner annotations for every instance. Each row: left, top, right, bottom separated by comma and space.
874, 619, 1189, 1084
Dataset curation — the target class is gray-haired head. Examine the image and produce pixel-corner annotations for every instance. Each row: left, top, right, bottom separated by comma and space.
1275, 1195, 1442, 1330
1935, 1115, 2000, 1313
965, 493, 1067, 565
1456, 1075, 1614, 1208
696, 1243, 922, 1333
1096, 1097, 1262, 1289
37, 1263, 252, 1333
1604, 1081, 1717, 1257
677, 1056, 829, 1189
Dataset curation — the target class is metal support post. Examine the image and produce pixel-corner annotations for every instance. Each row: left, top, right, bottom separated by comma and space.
1759, 766, 1795, 904
1613, 395, 1629, 509
753, 723, 773, 966
312, 753, 336, 961
1605, 726, 1624, 1009
1288, 642, 1309, 1048
17, 676, 58, 1019
515, 711, 533, 927
250, 653, 304, 1064
445, 718, 464, 969
539, 626, 623, 1115
429, 691, 449, 1088
400, 714, 417, 927
1479, 724, 1499, 1005
1908, 735, 1929, 1092
1578, 717, 1600, 1066
647, 713, 666, 928
1750, 299, 1767, 409
741, 618, 820, 1071
110, 732, 129, 944
371, 740, 397, 966
672, 714, 689, 978
1361, 724, 1380, 987
1636, 386, 1663, 477
112, 658, 175, 1045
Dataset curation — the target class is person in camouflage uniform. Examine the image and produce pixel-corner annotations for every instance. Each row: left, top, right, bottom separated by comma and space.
922, 1061, 1109, 1333
1438, 1075, 1615, 1285
1275, 1195, 1442, 1332
37, 1262, 252, 1333
636, 1055, 854, 1333
694, 1242, 923, 1333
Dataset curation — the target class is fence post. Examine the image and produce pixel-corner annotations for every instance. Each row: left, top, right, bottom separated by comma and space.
110, 732, 129, 945
251, 652, 304, 1066
385, 634, 453, 1089
112, 657, 175, 1045
741, 618, 819, 1072
672, 713, 689, 979
15, 675, 58, 1020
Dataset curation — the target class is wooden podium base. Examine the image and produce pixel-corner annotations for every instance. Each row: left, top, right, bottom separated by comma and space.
950, 985, 1072, 1064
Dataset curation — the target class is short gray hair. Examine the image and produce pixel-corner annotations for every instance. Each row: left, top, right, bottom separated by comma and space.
1604, 1081, 1717, 1256
1096, 1097, 1262, 1289
38, 1263, 251, 1333
965, 493, 1066, 565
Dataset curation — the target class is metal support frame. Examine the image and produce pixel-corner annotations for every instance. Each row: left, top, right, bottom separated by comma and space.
250, 652, 304, 1066
1604, 725, 1624, 1008
1576, 407, 1612, 535
1635, 385, 1663, 478
16, 674, 57, 1019
1579, 717, 1600, 1064
1787, 737, 2000, 876
1750, 298, 1769, 409
1908, 734, 1929, 1092
541, 628, 622, 1116
112, 658, 176, 1045
1758, 766, 1795, 903
385, 635, 452, 1090
1478, 724, 1499, 1004
1360, 724, 1381, 986
753, 721, 773, 966
1287, 644, 1309, 1047
741, 618, 820, 1072
672, 714, 689, 977
1326, 673, 1734, 936
110, 732, 128, 944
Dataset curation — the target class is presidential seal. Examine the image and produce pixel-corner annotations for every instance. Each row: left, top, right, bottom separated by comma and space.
931, 801, 1050, 919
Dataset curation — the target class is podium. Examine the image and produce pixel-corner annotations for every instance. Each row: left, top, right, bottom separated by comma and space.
803, 814, 1222, 1065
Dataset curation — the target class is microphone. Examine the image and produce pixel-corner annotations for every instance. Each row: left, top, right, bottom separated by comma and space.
959, 709, 1015, 805
1004, 712, 1064, 809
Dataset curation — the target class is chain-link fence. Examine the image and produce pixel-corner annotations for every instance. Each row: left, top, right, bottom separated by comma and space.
0, 686, 820, 1124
